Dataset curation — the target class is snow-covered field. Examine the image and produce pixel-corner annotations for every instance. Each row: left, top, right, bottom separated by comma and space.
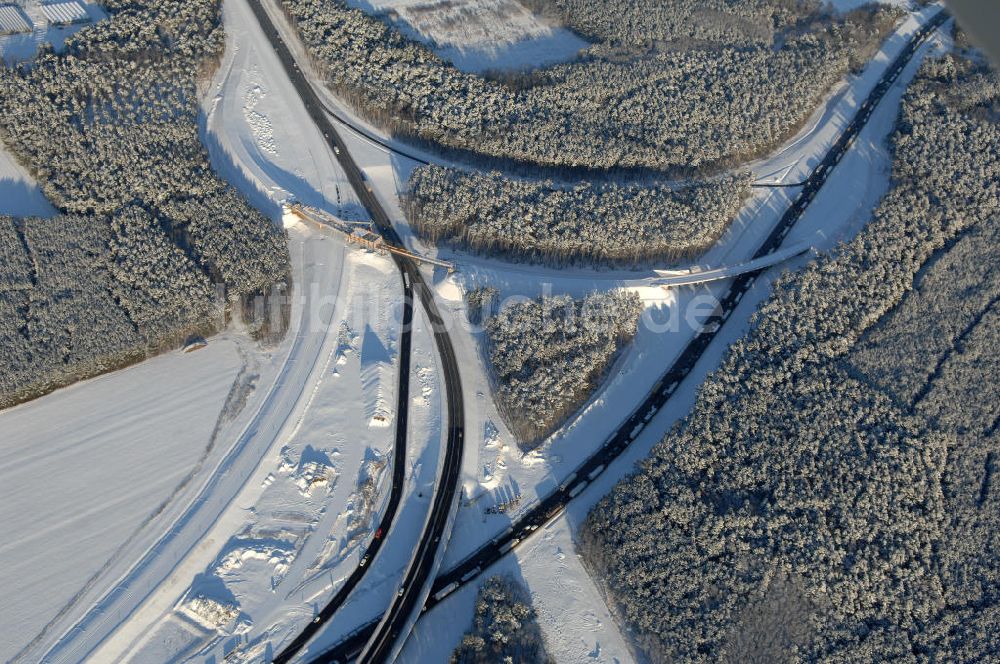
262, 291, 448, 663
0, 143, 56, 217
0, 340, 243, 662
346, 0, 588, 73
107, 246, 444, 663
0, 0, 105, 64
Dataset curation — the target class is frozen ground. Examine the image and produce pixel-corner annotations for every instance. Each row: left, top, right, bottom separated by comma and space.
0, 143, 56, 217
345, 0, 588, 73
270, 293, 447, 663
20, 223, 349, 664
0, 339, 242, 663
202, 0, 363, 220
106, 246, 446, 664
0, 0, 105, 64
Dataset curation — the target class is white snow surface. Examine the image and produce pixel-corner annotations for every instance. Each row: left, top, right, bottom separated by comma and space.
0, 340, 243, 662
202, 0, 363, 221
269, 296, 448, 663
108, 248, 446, 663
345, 0, 588, 73
0, 143, 57, 217
45, 227, 347, 664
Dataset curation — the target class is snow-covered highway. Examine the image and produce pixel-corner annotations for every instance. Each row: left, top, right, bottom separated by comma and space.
0, 1, 956, 662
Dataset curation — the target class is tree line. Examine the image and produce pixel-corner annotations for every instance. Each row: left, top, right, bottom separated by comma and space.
581, 52, 1000, 662
485, 290, 642, 446
0, 0, 290, 408
405, 165, 751, 266
278, 0, 901, 174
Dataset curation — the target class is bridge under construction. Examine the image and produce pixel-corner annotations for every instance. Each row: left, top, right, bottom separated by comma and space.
285, 203, 456, 273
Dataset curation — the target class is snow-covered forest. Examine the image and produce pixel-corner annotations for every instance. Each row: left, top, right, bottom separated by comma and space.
405, 166, 750, 265
279, 0, 900, 173
0, 0, 290, 408
525, 0, 887, 53
485, 291, 642, 446
582, 53, 1000, 662
850, 218, 1000, 406
523, 0, 793, 45
450, 576, 553, 664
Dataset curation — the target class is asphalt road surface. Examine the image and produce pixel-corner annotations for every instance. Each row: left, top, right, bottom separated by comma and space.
271, 287, 413, 664
243, 2, 466, 663
309, 8, 948, 662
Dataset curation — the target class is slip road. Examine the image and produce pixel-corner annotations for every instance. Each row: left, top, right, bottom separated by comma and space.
244, 2, 466, 663
309, 8, 949, 662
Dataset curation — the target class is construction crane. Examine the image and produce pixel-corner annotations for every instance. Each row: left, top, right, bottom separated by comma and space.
285, 203, 456, 273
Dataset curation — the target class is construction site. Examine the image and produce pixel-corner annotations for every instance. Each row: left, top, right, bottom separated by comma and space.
284, 203, 456, 273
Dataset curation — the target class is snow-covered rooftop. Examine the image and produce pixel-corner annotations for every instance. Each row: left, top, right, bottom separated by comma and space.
0, 4, 31, 34
41, 0, 88, 25
0, 0, 105, 64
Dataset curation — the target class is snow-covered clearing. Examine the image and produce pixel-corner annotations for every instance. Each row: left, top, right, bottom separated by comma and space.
403, 514, 633, 663
24, 225, 346, 664
0, 0, 105, 64
108, 247, 440, 663
276, 293, 447, 663
346, 0, 588, 73
202, 0, 363, 220
0, 339, 242, 663
0, 143, 56, 217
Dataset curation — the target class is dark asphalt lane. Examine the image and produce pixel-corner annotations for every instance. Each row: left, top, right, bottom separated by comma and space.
244, 2, 466, 663
307, 9, 948, 662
